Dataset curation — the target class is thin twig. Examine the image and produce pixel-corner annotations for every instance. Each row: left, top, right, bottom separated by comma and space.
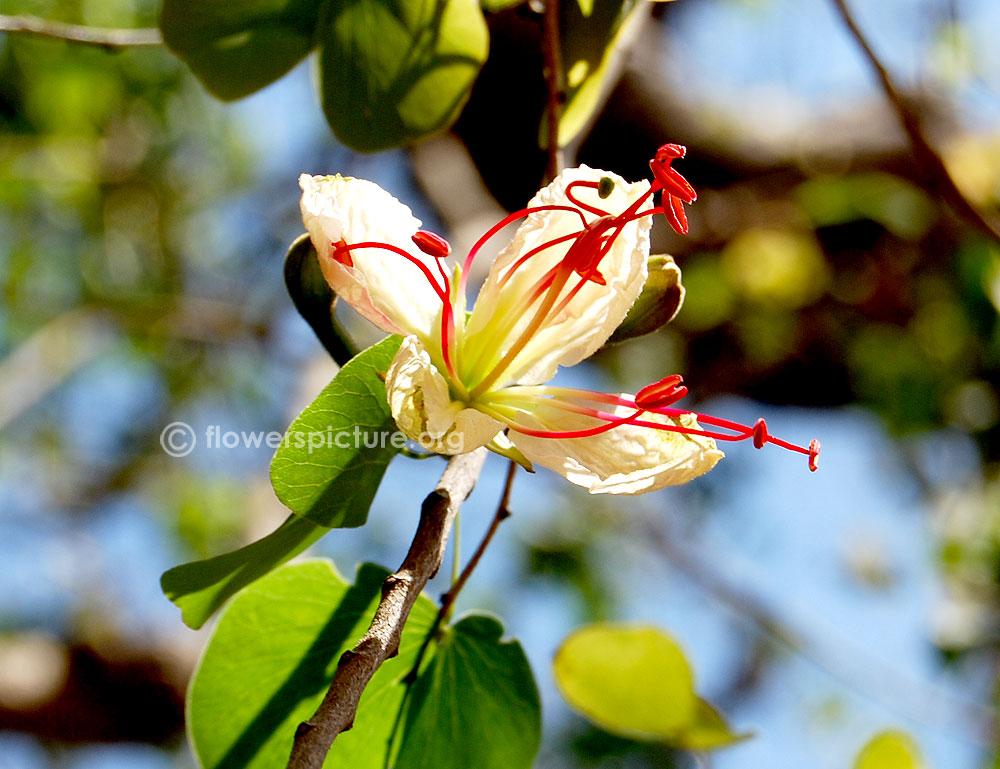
541, 0, 565, 181
0, 14, 162, 48
384, 460, 518, 765
828, 0, 1000, 244
285, 448, 488, 769
425, 459, 517, 650
646, 520, 999, 749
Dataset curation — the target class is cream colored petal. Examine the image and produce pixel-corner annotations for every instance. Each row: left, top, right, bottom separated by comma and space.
299, 174, 443, 337
385, 336, 504, 455
463, 166, 652, 387
503, 396, 723, 494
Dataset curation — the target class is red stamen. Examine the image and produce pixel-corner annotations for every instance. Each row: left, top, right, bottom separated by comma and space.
647, 143, 695, 234
331, 238, 354, 268
461, 204, 590, 286
808, 439, 821, 472
635, 375, 689, 409
752, 418, 768, 449
656, 143, 687, 161
664, 195, 689, 234
498, 230, 583, 289
649, 164, 697, 203
412, 230, 451, 258
336, 241, 447, 299
565, 180, 612, 217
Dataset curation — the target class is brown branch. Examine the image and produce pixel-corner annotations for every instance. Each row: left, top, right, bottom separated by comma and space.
409, 460, 517, 677
828, 0, 1000, 244
383, 459, 518, 764
285, 448, 488, 769
541, 0, 565, 181
0, 14, 162, 48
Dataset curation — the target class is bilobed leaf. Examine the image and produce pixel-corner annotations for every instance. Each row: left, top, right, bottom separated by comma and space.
317, 0, 489, 152
161, 513, 328, 630
159, 0, 323, 100
188, 560, 437, 769
854, 731, 928, 769
396, 614, 541, 769
284, 234, 358, 366
270, 335, 402, 527
608, 254, 685, 344
554, 624, 696, 739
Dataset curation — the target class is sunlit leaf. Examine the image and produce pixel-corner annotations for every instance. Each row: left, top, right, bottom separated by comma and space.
159, 0, 323, 100
318, 0, 489, 152
554, 624, 695, 738
544, 0, 645, 148
161, 513, 327, 630
480, 0, 526, 10
396, 614, 541, 769
675, 699, 752, 751
608, 254, 685, 343
284, 234, 358, 366
554, 624, 744, 751
188, 560, 437, 769
854, 730, 928, 769
270, 335, 402, 527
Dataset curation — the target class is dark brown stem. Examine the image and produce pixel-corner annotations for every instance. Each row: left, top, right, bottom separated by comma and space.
0, 15, 162, 48
541, 0, 565, 182
405, 459, 517, 681
285, 449, 487, 769
383, 460, 517, 765
828, 0, 1000, 244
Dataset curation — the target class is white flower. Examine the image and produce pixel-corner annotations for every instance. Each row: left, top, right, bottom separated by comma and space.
299, 145, 818, 494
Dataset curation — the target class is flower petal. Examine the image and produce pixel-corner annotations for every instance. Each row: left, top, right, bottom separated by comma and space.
386, 336, 504, 455
463, 166, 652, 387
299, 174, 442, 337
502, 395, 723, 494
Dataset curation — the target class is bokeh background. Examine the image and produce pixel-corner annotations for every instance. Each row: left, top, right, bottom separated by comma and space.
2, 0, 999, 767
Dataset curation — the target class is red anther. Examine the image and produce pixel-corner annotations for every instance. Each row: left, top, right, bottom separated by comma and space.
411, 230, 451, 258
331, 238, 353, 268
648, 163, 697, 203
564, 215, 615, 285
635, 375, 688, 409
664, 195, 689, 234
752, 418, 769, 449
808, 439, 821, 472
655, 143, 686, 161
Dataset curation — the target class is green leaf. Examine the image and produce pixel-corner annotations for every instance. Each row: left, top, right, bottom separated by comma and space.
188, 559, 437, 769
284, 234, 359, 366
854, 731, 928, 769
544, 0, 645, 148
554, 624, 696, 739
553, 623, 746, 752
608, 254, 685, 344
159, 0, 323, 100
317, 0, 489, 152
480, 0, 525, 11
161, 513, 328, 630
396, 614, 541, 769
270, 335, 403, 527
